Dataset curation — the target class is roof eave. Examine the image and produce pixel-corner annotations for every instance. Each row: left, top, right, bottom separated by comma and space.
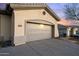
45, 4, 60, 21
10, 3, 60, 21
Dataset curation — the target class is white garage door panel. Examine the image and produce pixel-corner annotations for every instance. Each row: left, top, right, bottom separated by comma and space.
26, 23, 52, 42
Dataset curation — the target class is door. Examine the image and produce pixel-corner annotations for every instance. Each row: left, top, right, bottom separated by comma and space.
26, 23, 53, 42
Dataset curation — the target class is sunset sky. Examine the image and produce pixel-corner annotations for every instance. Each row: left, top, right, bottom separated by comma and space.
48, 3, 66, 18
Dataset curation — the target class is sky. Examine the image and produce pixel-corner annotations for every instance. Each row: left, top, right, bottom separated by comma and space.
0, 3, 6, 10
48, 3, 66, 18
48, 3, 79, 26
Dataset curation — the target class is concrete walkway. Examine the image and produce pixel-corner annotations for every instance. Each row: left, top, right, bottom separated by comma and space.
0, 39, 79, 56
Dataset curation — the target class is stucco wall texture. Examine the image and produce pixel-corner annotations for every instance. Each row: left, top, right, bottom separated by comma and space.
13, 9, 59, 45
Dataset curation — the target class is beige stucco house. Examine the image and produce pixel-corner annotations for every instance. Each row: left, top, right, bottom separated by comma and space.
0, 3, 60, 46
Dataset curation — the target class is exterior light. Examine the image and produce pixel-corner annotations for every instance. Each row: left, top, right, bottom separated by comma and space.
40, 24, 44, 28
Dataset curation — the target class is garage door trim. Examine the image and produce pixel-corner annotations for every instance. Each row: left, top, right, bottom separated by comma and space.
27, 21, 53, 26
24, 20, 55, 42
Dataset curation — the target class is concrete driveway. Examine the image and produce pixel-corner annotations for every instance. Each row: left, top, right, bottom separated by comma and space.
0, 39, 79, 56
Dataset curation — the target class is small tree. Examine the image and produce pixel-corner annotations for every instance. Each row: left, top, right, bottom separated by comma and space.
64, 3, 79, 20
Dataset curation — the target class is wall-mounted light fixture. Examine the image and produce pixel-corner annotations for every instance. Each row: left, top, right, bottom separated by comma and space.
40, 24, 44, 28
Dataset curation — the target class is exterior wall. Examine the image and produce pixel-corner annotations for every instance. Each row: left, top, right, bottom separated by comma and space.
0, 14, 11, 41
67, 27, 77, 37
73, 28, 78, 35
55, 24, 59, 37
76, 28, 79, 35
67, 27, 71, 37
13, 9, 59, 45
11, 13, 14, 39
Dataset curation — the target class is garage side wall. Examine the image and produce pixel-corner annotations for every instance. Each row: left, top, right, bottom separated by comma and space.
55, 24, 59, 37
13, 9, 59, 45
1, 15, 11, 41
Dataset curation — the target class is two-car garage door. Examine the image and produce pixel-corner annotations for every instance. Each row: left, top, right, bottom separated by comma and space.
26, 22, 54, 42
